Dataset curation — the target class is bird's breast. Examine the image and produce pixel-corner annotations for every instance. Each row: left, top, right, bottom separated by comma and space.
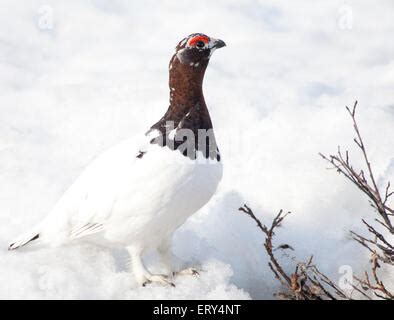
106, 143, 223, 245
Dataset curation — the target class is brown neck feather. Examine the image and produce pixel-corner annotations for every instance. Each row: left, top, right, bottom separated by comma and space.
152, 55, 212, 130
148, 54, 220, 161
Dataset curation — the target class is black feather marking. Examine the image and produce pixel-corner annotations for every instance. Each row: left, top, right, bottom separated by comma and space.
8, 234, 39, 251
136, 151, 146, 159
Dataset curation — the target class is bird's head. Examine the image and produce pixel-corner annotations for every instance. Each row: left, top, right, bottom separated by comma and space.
167, 33, 226, 108
172, 33, 226, 67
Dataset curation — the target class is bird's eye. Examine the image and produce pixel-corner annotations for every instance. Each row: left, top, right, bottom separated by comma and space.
196, 40, 205, 48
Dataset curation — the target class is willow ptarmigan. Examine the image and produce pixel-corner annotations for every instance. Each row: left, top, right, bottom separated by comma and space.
8, 33, 226, 287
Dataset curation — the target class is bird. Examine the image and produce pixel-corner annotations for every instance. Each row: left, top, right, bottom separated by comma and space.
8, 33, 226, 287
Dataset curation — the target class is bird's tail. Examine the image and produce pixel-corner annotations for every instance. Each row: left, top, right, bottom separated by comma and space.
8, 230, 40, 251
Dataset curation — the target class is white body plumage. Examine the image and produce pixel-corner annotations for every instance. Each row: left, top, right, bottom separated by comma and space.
10, 132, 222, 284
36, 133, 222, 248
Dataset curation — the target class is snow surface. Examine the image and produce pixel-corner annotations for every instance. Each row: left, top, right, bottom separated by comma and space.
1, 0, 394, 299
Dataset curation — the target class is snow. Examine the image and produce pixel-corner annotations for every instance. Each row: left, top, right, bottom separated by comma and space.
1, 0, 394, 299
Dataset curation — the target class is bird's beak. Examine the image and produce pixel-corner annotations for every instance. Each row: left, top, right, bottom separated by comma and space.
209, 38, 226, 50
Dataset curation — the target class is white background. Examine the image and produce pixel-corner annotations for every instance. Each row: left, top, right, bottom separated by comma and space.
1, 0, 394, 299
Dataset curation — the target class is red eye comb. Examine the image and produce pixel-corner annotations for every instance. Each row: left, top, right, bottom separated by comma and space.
188, 35, 209, 46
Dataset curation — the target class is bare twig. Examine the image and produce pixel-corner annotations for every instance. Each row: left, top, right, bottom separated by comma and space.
240, 102, 393, 300
319, 101, 393, 233
239, 205, 350, 300
320, 101, 394, 299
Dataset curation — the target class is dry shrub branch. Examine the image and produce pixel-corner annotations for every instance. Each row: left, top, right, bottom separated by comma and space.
240, 101, 393, 299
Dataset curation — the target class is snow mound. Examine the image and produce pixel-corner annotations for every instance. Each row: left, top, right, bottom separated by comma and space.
1, 240, 249, 299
